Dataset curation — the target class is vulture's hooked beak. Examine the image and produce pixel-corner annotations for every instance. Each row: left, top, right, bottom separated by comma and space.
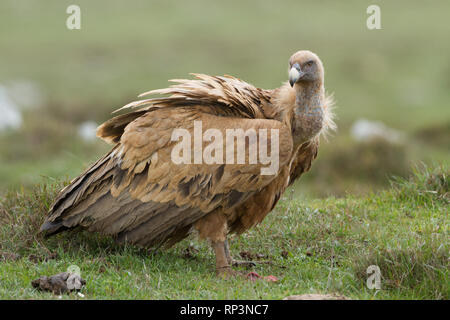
289, 63, 304, 87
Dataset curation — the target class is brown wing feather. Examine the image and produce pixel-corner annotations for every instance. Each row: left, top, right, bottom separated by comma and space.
227, 138, 320, 235
42, 107, 293, 248
288, 137, 319, 186
96, 110, 148, 144
96, 74, 272, 144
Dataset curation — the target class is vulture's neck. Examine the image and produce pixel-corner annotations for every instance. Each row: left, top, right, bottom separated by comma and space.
270, 81, 325, 147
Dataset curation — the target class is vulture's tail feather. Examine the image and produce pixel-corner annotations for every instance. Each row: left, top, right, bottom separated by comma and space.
39, 220, 70, 237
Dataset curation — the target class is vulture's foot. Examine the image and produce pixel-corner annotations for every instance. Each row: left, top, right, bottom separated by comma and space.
224, 240, 257, 269
231, 260, 257, 268
212, 240, 244, 278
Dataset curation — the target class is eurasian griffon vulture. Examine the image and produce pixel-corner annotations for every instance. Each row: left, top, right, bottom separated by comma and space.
40, 50, 335, 276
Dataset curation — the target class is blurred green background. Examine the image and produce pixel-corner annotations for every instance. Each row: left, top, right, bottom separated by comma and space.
0, 0, 449, 197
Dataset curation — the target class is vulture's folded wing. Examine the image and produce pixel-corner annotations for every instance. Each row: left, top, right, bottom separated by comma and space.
97, 74, 272, 144
42, 108, 293, 247
288, 138, 319, 186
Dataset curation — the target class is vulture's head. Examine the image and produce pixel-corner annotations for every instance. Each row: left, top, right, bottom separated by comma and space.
288, 50, 324, 87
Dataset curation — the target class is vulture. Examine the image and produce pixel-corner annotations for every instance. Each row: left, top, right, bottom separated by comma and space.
40, 50, 335, 276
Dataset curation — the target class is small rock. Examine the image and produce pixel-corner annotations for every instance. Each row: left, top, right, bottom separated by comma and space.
78, 121, 98, 142
31, 272, 86, 295
67, 273, 84, 290
0, 86, 22, 131
351, 119, 403, 144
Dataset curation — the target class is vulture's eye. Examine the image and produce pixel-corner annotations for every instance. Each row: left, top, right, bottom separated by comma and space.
305, 60, 314, 67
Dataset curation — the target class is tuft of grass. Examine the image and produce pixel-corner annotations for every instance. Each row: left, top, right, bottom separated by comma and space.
0, 181, 63, 255
353, 247, 448, 299
390, 163, 449, 206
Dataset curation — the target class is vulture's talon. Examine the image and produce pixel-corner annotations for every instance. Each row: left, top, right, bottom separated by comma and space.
231, 260, 257, 268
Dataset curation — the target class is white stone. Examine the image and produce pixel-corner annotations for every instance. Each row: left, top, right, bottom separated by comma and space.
0, 86, 22, 131
351, 118, 403, 143
78, 121, 98, 142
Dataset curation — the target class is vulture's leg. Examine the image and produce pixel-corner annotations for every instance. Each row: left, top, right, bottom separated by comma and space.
224, 239, 232, 264
194, 211, 235, 276
224, 240, 256, 268
211, 240, 234, 277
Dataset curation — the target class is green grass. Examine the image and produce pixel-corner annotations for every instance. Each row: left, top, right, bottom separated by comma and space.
0, 165, 447, 299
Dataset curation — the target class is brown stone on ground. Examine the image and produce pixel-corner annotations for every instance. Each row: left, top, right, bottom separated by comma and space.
31, 272, 86, 295
283, 294, 350, 300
